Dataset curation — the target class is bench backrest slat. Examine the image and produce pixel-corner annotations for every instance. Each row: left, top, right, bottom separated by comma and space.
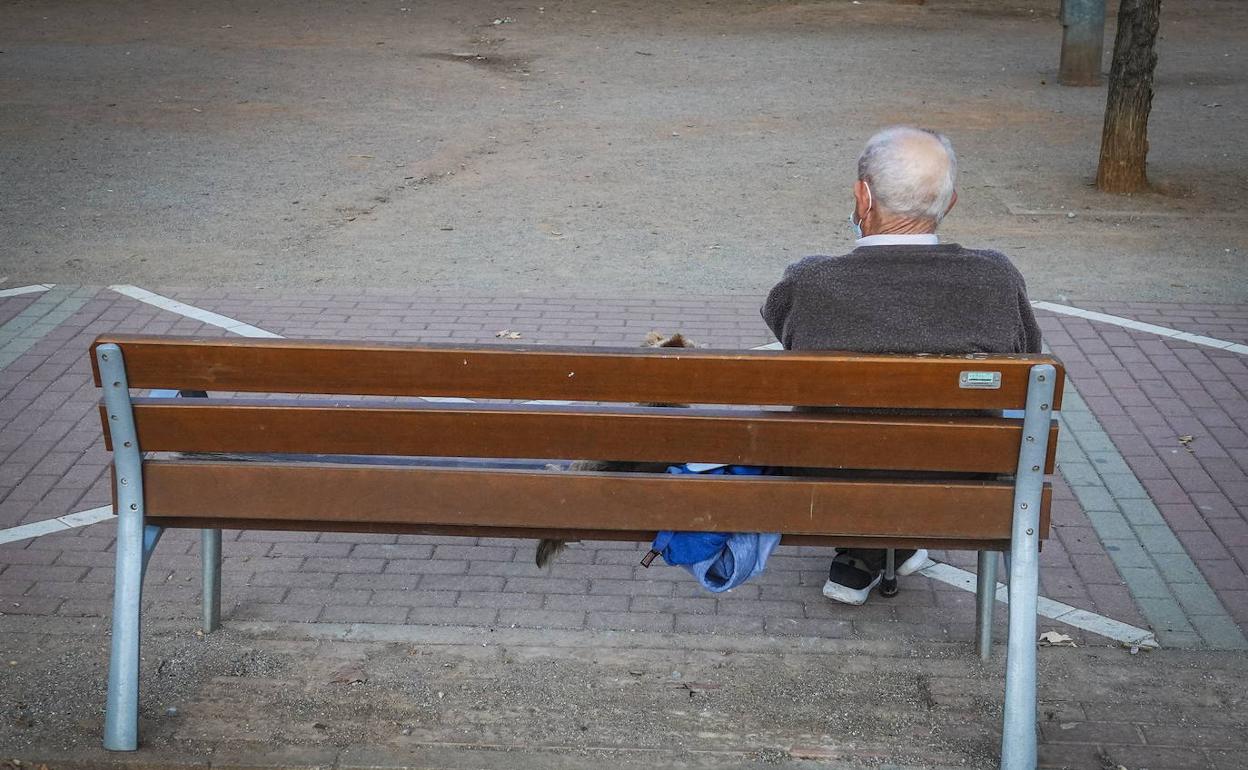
90, 336, 1064, 410
112, 398, 1059, 474
140, 460, 1051, 541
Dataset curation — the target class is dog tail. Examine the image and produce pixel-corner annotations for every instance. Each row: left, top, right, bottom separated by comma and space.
535, 538, 567, 569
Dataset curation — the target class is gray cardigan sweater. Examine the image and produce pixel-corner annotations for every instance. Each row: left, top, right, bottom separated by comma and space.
762, 243, 1042, 355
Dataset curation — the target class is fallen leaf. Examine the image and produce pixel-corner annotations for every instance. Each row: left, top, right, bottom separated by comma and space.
495, 330, 522, 339
1038, 631, 1076, 647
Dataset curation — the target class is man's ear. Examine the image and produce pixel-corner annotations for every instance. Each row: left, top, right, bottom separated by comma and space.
853, 179, 872, 221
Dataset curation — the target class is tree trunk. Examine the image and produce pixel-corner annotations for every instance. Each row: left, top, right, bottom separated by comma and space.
1096, 0, 1162, 193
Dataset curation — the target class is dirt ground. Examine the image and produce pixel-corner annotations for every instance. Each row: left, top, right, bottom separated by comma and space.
1, 0, 1245, 301
3, 618, 1246, 769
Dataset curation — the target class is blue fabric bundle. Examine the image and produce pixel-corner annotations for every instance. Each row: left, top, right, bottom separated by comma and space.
647, 464, 782, 593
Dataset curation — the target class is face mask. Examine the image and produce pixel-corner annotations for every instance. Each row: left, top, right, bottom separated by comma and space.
849, 183, 873, 240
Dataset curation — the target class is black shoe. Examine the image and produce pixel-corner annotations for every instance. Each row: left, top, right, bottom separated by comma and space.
822, 551, 883, 605
822, 549, 930, 605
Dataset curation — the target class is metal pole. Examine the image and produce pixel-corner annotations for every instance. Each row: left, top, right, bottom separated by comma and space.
202, 528, 222, 633
1000, 364, 1056, 770
97, 343, 145, 752
976, 550, 998, 660
1059, 0, 1106, 86
142, 524, 163, 578
881, 548, 898, 597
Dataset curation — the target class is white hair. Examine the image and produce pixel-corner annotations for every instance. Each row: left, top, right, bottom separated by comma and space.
856, 126, 958, 224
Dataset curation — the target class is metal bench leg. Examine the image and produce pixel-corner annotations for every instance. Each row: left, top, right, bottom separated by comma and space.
98, 344, 146, 752
202, 528, 222, 633
880, 548, 898, 597
1000, 364, 1055, 770
976, 550, 998, 660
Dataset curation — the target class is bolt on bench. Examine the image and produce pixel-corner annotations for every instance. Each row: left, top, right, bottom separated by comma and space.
91, 335, 1062, 769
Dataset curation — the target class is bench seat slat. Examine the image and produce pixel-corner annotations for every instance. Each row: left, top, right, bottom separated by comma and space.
112, 399, 1060, 474
90, 336, 1064, 410
140, 460, 1051, 540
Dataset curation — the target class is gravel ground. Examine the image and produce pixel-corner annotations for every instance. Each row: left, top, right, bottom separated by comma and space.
2, 619, 1246, 768
1, 0, 1245, 301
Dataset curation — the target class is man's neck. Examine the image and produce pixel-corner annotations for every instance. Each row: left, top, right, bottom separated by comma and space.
861, 217, 937, 236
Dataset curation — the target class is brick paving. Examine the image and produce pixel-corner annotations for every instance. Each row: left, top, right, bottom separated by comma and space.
1, 286, 1247, 650
0, 287, 1136, 645
1038, 307, 1248, 640
1071, 302, 1248, 347
0, 294, 38, 327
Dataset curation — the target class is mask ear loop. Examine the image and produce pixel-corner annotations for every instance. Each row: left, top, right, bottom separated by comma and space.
853, 182, 873, 227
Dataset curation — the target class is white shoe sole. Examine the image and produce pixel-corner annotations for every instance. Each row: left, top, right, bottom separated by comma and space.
822, 573, 881, 606
827, 549, 929, 577
896, 549, 929, 576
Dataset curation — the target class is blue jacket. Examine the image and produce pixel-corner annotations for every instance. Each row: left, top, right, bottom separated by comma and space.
647, 465, 782, 593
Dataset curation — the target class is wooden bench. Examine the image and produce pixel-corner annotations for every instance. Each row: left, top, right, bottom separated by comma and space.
91, 335, 1063, 769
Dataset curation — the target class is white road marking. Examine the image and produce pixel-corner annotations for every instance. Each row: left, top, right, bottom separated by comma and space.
1033, 300, 1248, 356
109, 285, 282, 338
0, 284, 55, 298
0, 506, 114, 545
919, 560, 1158, 648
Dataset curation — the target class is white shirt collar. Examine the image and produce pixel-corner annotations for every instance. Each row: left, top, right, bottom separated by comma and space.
855, 233, 939, 247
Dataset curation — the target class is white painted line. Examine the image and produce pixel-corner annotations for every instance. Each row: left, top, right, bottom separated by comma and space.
56, 505, 116, 528
109, 285, 282, 338
0, 506, 115, 545
1033, 301, 1246, 356
919, 559, 1159, 648
0, 284, 55, 298
0, 518, 68, 545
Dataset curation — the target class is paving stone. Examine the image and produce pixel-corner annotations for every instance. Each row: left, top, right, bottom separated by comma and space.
406, 606, 499, 627
585, 611, 673, 632
1117, 567, 1176, 600
320, 604, 409, 624
1188, 613, 1248, 650
498, 608, 586, 629
1133, 525, 1189, 555
1082, 509, 1134, 541
1117, 497, 1168, 527
1156, 558, 1212, 585
1135, 595, 1196, 635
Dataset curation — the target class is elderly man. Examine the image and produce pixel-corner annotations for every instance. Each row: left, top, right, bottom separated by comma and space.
762, 126, 1042, 605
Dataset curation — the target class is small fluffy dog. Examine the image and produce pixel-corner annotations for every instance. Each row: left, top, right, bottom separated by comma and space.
535, 331, 696, 568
